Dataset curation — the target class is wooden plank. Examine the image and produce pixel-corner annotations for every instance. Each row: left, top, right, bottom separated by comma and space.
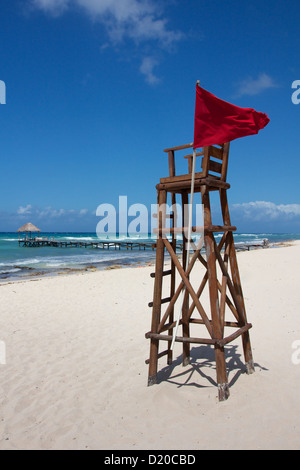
157, 178, 230, 192
164, 143, 193, 153
163, 143, 223, 157
208, 159, 223, 174
168, 150, 175, 177
145, 350, 169, 364
209, 145, 223, 160
153, 225, 236, 234
207, 225, 237, 232
201, 146, 209, 177
184, 151, 204, 159
159, 320, 181, 333
160, 172, 204, 184
150, 270, 172, 278
148, 323, 251, 348
148, 297, 171, 308
188, 155, 193, 174
152, 212, 174, 219
146, 332, 217, 346
220, 143, 230, 181
219, 324, 252, 347
189, 319, 243, 328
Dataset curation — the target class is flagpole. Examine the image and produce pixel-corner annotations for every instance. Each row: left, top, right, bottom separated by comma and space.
171, 146, 197, 351
170, 80, 200, 351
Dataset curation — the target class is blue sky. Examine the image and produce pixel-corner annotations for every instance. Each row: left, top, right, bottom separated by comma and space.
1, 0, 300, 232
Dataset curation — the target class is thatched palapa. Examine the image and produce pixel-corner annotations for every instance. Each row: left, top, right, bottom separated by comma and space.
17, 223, 41, 242
17, 223, 40, 233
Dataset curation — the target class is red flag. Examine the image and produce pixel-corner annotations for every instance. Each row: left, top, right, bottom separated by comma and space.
193, 84, 270, 149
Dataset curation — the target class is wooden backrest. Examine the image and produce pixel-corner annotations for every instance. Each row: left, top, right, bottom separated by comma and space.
164, 142, 230, 182
201, 143, 230, 181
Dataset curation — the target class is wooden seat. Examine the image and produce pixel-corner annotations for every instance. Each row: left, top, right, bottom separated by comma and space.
158, 142, 230, 193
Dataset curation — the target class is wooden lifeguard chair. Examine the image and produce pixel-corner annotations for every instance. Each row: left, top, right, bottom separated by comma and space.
145, 142, 255, 401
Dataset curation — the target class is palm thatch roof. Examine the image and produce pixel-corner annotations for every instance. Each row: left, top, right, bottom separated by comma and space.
17, 222, 40, 232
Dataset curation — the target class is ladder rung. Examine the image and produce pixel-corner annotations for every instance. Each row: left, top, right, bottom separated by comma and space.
145, 350, 169, 364
148, 297, 171, 308
145, 331, 216, 345
152, 213, 174, 219
184, 151, 204, 159
150, 269, 172, 278
154, 225, 236, 234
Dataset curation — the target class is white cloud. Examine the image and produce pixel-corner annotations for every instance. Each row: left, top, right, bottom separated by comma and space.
233, 201, 300, 221
79, 208, 89, 215
36, 206, 90, 218
15, 205, 91, 219
30, 0, 182, 47
235, 73, 278, 97
31, 0, 70, 16
139, 56, 160, 85
30, 0, 182, 84
17, 204, 32, 215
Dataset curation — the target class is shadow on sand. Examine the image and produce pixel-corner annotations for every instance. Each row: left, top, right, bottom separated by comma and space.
156, 344, 267, 391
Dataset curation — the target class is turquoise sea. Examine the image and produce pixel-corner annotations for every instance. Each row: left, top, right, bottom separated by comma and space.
0, 232, 299, 282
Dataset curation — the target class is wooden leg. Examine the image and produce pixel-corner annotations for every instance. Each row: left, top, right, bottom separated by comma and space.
228, 232, 255, 374
220, 189, 255, 375
148, 190, 167, 385
202, 187, 229, 400
208, 232, 229, 401
215, 345, 230, 401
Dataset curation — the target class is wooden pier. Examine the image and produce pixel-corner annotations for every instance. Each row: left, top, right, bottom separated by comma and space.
19, 237, 159, 251
18, 237, 269, 252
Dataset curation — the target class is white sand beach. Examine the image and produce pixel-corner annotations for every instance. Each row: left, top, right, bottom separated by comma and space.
0, 241, 300, 450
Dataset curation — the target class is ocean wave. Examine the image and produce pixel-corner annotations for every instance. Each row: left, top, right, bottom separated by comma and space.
235, 239, 266, 245
236, 233, 259, 237
0, 258, 42, 267
0, 268, 21, 274
61, 237, 97, 241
